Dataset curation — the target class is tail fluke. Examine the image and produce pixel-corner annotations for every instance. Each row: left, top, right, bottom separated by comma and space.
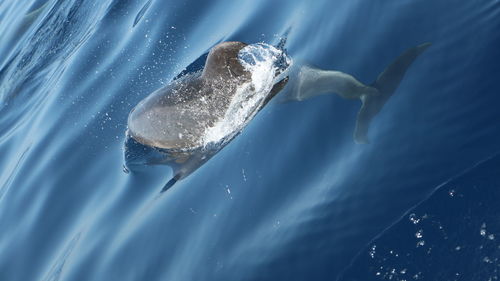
371, 42, 432, 96
281, 42, 431, 144
353, 42, 432, 143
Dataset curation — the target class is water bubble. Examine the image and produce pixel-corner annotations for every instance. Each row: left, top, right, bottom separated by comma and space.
369, 245, 376, 258
480, 223, 487, 236
409, 213, 420, 224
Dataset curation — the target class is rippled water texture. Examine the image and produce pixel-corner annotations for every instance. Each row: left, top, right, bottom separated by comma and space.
0, 0, 499, 280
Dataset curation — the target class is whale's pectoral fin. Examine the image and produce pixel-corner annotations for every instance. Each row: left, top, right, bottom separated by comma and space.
159, 151, 215, 193
161, 173, 181, 192
160, 158, 188, 193
264, 76, 289, 105
272, 76, 289, 95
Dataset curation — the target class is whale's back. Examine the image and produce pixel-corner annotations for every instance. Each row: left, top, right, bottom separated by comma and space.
127, 72, 223, 150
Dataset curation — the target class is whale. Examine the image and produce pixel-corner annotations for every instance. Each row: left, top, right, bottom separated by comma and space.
283, 42, 431, 143
124, 39, 430, 192
125, 41, 291, 191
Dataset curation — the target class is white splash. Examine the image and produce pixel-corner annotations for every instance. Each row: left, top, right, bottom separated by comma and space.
203, 43, 291, 145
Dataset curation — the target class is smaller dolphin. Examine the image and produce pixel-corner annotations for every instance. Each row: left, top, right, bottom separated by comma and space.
284, 42, 431, 143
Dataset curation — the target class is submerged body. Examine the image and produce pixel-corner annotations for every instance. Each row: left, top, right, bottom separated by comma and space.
285, 42, 431, 143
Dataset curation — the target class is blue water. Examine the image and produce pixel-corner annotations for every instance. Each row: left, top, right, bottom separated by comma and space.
339, 153, 500, 280
0, 0, 499, 280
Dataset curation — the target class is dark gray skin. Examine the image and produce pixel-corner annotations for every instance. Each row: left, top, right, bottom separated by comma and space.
128, 42, 251, 150
125, 41, 288, 191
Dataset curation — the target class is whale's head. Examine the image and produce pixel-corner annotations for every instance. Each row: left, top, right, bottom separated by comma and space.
123, 41, 292, 179
202, 41, 251, 82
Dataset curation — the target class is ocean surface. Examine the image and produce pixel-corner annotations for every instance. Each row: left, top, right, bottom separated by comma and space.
0, 0, 499, 280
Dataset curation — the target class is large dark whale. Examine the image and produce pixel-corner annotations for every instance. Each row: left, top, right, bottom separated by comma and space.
124, 40, 430, 191
125, 41, 290, 191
